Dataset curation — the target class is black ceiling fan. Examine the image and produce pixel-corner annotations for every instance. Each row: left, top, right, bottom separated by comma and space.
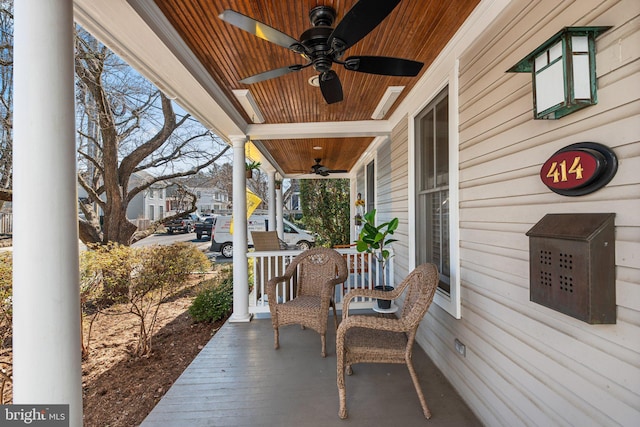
219, 0, 424, 104
311, 158, 348, 176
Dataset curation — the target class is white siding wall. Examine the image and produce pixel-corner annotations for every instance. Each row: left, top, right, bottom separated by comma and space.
368, 0, 639, 426
388, 118, 411, 277
450, 0, 638, 425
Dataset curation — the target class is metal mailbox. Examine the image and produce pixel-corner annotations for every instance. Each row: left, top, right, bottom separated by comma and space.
526, 213, 616, 324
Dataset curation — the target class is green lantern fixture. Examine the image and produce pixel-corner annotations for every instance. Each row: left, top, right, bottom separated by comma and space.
508, 26, 611, 120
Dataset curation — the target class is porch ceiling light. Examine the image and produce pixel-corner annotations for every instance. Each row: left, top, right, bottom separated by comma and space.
233, 89, 265, 123
371, 86, 404, 120
507, 26, 611, 120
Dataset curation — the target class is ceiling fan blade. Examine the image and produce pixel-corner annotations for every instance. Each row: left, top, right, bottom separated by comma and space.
219, 10, 299, 50
344, 56, 424, 76
328, 0, 401, 52
319, 70, 343, 104
239, 65, 303, 84
328, 169, 348, 173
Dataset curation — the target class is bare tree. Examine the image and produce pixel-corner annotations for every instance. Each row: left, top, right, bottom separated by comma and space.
74, 28, 229, 245
0, 1, 12, 207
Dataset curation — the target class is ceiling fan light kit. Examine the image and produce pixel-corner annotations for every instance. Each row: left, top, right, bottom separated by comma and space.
219, 0, 424, 105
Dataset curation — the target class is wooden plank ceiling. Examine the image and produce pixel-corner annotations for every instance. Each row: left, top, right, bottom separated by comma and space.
152, 0, 479, 175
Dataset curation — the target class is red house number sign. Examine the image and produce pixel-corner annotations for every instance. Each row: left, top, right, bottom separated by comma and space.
540, 142, 618, 196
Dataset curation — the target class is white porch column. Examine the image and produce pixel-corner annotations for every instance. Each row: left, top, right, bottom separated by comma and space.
229, 135, 252, 322
267, 171, 276, 231
276, 183, 284, 239
13, 0, 82, 425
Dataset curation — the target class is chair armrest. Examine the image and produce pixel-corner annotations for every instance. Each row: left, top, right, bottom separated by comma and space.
320, 277, 347, 298
266, 275, 291, 304
337, 314, 408, 340
266, 275, 289, 289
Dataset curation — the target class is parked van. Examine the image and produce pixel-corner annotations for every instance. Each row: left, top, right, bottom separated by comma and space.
210, 215, 315, 258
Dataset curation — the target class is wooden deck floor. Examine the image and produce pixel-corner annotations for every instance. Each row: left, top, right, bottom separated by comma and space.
140, 317, 482, 427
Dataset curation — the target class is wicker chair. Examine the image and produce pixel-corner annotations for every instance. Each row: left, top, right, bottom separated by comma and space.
336, 263, 439, 419
266, 247, 348, 357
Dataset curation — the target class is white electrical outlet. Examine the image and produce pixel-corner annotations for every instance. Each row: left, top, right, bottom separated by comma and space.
454, 338, 466, 357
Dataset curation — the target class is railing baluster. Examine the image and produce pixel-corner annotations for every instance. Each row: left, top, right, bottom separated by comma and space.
246, 247, 393, 315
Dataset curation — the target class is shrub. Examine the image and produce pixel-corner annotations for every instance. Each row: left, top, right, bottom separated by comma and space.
189, 274, 233, 323
0, 252, 11, 348
0, 252, 12, 403
79, 242, 137, 358
129, 243, 211, 356
80, 242, 212, 357
80, 242, 137, 306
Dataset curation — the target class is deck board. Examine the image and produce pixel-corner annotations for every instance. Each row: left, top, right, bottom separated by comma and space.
141, 317, 482, 426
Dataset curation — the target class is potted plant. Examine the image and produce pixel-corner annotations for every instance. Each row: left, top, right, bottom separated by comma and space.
245, 160, 261, 178
355, 209, 398, 309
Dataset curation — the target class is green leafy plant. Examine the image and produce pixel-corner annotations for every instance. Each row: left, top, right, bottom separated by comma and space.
189, 276, 233, 323
245, 160, 261, 170
245, 160, 261, 178
299, 178, 350, 247
355, 209, 398, 289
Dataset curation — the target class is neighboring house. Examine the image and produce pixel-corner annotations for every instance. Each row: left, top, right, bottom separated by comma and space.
192, 185, 229, 213
126, 171, 166, 223
164, 179, 230, 216
283, 179, 301, 218
76, 171, 166, 228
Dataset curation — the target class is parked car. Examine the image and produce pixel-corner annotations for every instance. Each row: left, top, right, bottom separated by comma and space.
210, 214, 315, 258
194, 216, 216, 240
164, 214, 199, 234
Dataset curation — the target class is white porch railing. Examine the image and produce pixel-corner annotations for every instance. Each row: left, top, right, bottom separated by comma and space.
247, 247, 394, 316
0, 212, 11, 235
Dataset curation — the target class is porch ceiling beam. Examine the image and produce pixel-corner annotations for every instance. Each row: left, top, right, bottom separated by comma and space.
245, 120, 393, 140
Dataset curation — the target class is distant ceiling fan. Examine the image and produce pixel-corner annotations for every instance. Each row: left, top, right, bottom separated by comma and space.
311, 158, 348, 176
219, 0, 424, 104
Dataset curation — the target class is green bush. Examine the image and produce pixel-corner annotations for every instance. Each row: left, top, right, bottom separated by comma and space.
189, 276, 233, 323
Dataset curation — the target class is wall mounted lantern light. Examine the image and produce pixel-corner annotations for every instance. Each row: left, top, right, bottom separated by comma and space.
508, 26, 611, 120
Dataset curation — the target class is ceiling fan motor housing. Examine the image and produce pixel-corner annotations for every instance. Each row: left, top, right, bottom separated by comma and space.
309, 6, 335, 27
300, 26, 334, 72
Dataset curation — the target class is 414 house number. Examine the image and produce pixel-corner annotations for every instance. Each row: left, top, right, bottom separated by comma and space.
545, 156, 585, 183
539, 142, 618, 196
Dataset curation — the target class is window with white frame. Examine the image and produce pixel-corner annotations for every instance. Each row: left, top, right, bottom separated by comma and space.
415, 87, 450, 293
366, 160, 375, 213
